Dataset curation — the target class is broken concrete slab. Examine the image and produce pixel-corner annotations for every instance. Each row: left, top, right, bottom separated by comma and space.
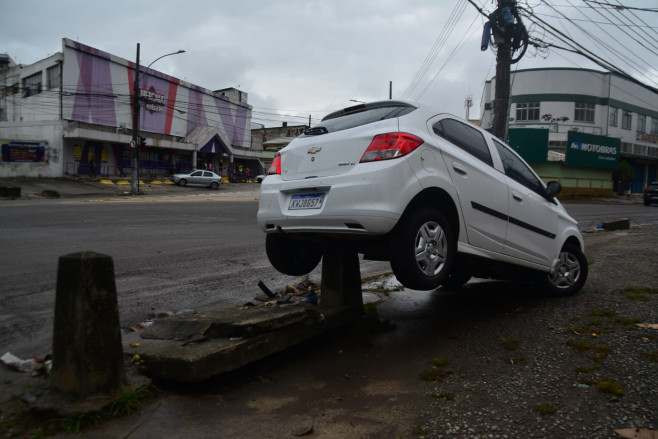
123, 304, 355, 383
602, 218, 630, 230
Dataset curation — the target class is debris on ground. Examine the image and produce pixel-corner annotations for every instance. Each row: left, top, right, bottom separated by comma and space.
1, 352, 51, 375
245, 278, 320, 307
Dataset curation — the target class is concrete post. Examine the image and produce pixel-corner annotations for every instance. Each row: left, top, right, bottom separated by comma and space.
320, 240, 363, 314
52, 251, 125, 398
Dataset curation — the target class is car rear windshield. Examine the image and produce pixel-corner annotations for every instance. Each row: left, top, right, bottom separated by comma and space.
303, 101, 417, 136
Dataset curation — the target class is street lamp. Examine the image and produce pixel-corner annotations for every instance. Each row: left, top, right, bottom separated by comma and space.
130, 45, 185, 195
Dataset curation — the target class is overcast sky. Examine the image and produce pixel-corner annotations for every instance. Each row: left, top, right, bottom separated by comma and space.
1, 0, 656, 127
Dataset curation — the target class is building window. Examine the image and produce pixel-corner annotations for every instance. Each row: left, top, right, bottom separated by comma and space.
574, 102, 594, 123
609, 107, 618, 126
651, 118, 658, 135
515, 102, 540, 121
47, 65, 61, 90
637, 114, 646, 133
22, 72, 42, 97
621, 110, 632, 130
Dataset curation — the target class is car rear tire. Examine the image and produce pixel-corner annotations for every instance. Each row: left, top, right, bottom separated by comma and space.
390, 207, 455, 290
210, 181, 219, 189
179, 179, 187, 187
542, 242, 588, 296
265, 234, 322, 276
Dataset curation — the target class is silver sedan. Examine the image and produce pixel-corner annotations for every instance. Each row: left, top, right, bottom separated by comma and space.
170, 170, 222, 189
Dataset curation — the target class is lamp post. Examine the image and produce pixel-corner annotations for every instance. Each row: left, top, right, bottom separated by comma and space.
130, 45, 185, 195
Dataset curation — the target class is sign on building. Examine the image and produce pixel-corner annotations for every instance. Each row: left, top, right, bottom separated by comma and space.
566, 132, 620, 169
1, 141, 47, 163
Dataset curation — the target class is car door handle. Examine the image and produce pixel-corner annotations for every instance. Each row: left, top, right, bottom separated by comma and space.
512, 191, 523, 202
452, 163, 467, 176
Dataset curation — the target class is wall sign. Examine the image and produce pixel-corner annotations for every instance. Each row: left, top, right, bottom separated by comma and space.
1, 141, 47, 163
566, 131, 620, 169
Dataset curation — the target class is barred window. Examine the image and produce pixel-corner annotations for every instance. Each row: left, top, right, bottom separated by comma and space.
515, 102, 540, 121
609, 107, 618, 127
651, 118, 658, 135
47, 65, 61, 90
621, 110, 632, 130
22, 72, 42, 97
574, 103, 595, 123
637, 114, 646, 133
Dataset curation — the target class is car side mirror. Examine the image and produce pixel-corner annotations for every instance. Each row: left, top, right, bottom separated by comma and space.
545, 181, 562, 200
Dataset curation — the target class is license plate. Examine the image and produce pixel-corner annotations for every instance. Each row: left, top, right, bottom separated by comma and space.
289, 193, 325, 210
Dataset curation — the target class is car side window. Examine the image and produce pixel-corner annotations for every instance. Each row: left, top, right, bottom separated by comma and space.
433, 119, 493, 167
203, 171, 212, 177
191, 171, 202, 176
493, 140, 544, 195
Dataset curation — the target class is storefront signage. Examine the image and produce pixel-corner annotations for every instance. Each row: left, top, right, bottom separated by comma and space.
1, 141, 47, 163
566, 131, 620, 169
140, 86, 166, 113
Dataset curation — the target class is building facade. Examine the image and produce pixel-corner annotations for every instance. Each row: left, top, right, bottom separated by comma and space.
1, 39, 263, 179
480, 68, 658, 194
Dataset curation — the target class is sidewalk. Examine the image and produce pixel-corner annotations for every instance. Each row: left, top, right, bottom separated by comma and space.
0, 176, 261, 200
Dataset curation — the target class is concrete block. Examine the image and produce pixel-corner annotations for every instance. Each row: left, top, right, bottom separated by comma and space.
52, 251, 125, 398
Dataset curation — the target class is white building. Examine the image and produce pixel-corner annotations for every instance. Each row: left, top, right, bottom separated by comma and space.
480, 68, 658, 193
1, 39, 263, 179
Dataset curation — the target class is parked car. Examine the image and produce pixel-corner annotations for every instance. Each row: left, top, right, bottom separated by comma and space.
257, 100, 588, 295
170, 170, 222, 189
644, 181, 658, 206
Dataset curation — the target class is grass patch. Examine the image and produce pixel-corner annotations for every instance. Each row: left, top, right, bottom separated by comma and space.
567, 339, 611, 362
596, 380, 626, 397
431, 357, 449, 367
500, 336, 520, 351
410, 425, 428, 436
361, 302, 397, 333
532, 403, 558, 415
618, 286, 657, 302
107, 384, 153, 416
419, 357, 452, 382
0, 383, 153, 437
575, 365, 600, 374
433, 391, 456, 401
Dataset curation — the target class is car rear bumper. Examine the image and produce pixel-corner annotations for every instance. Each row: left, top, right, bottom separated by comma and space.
257, 161, 421, 235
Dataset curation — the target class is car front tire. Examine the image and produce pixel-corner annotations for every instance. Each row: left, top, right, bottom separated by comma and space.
179, 179, 187, 187
543, 242, 588, 296
390, 207, 455, 290
265, 234, 322, 276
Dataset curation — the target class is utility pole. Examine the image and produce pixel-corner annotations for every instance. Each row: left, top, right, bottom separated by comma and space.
130, 43, 141, 195
492, 0, 513, 141
479, 0, 527, 142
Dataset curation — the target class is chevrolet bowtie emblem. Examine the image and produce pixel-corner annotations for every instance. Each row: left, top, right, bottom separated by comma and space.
307, 146, 322, 154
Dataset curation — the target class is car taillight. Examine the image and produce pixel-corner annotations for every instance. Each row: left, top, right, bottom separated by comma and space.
267, 153, 281, 175
360, 133, 424, 163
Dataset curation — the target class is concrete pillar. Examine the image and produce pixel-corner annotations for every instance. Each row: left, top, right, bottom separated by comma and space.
320, 240, 363, 314
52, 251, 125, 398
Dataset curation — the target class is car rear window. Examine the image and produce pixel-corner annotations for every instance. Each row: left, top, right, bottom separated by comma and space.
303, 102, 416, 136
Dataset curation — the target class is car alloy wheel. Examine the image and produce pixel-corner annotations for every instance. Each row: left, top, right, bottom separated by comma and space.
390, 207, 455, 290
210, 181, 219, 189
179, 179, 187, 186
543, 242, 588, 296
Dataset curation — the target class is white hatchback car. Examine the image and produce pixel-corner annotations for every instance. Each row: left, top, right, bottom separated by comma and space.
257, 101, 587, 295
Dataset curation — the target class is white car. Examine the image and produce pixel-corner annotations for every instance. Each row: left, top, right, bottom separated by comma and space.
257, 100, 588, 295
